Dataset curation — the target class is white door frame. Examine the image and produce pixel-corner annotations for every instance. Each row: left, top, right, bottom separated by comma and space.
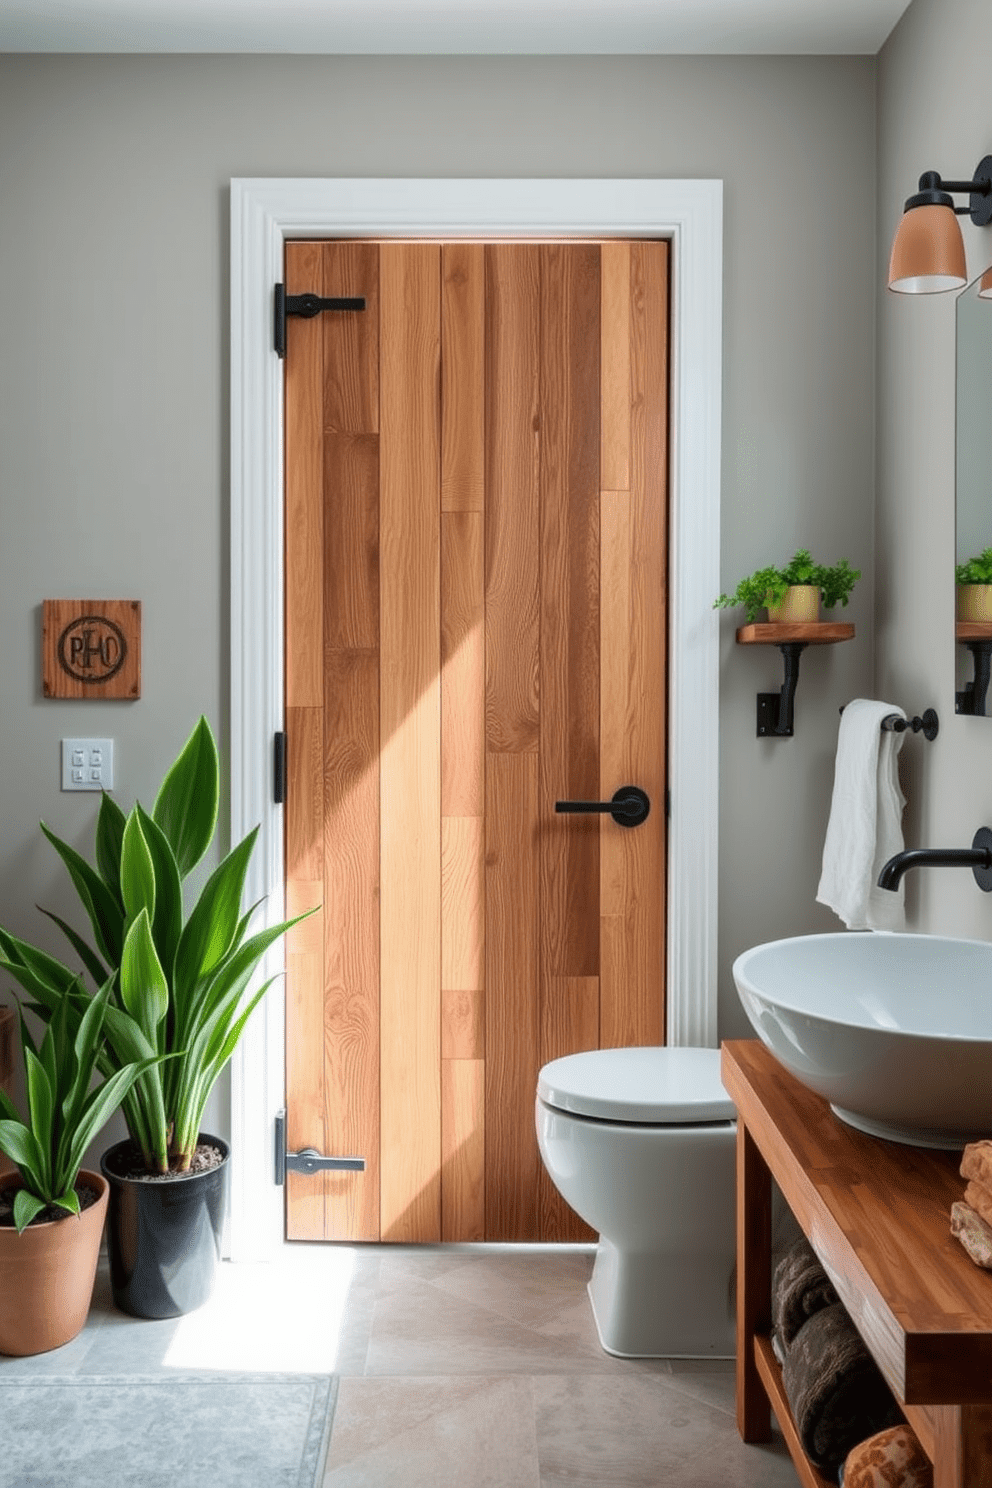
228, 177, 722, 1261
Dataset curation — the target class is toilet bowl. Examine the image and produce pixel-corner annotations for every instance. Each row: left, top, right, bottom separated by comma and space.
535, 1045, 737, 1359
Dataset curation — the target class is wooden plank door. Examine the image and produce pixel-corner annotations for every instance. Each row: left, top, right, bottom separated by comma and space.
284, 238, 668, 1244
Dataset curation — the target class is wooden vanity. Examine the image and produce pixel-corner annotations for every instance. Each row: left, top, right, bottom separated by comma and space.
722, 1040, 992, 1488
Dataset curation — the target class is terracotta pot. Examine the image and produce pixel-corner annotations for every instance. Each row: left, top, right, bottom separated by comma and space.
101, 1134, 229, 1319
766, 585, 820, 623
957, 583, 992, 623
0, 1170, 109, 1356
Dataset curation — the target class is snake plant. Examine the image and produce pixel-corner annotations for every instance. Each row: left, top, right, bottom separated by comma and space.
0, 717, 311, 1175
0, 982, 157, 1231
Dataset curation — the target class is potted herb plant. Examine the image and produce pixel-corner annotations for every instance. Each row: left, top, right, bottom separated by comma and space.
0, 983, 156, 1354
956, 548, 992, 623
714, 548, 861, 625
0, 716, 311, 1319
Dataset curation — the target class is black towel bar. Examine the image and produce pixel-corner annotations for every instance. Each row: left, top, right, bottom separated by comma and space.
838, 705, 939, 741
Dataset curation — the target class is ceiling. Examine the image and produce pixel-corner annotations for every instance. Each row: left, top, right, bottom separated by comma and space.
0, 0, 914, 55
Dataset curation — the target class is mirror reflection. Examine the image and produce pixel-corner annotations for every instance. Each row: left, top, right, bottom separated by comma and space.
955, 270, 992, 717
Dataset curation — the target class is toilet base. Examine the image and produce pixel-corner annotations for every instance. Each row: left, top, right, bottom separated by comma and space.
587, 1239, 736, 1360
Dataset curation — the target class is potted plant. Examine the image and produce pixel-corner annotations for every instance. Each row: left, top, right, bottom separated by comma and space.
0, 982, 156, 1354
714, 548, 861, 625
956, 548, 992, 623
0, 716, 311, 1319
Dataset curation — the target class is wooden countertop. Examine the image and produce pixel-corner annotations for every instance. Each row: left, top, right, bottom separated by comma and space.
722, 1039, 992, 1407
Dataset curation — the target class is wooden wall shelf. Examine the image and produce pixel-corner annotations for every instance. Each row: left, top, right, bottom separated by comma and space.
722, 1039, 992, 1488
736, 622, 855, 646
733, 624, 855, 737
956, 622, 992, 642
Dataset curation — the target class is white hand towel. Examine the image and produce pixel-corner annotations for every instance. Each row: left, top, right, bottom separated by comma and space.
816, 699, 908, 932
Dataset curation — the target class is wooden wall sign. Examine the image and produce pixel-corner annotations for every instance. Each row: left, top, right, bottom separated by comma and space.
42, 600, 141, 699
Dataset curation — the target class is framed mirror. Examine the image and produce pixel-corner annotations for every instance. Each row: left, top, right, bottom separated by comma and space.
955, 268, 992, 717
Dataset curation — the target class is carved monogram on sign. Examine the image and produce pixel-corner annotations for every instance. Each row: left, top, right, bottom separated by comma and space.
42, 600, 141, 699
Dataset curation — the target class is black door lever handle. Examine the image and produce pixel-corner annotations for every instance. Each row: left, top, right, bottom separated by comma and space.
555, 786, 650, 828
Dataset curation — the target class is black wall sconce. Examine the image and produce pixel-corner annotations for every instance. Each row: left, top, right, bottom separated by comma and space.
888, 156, 992, 293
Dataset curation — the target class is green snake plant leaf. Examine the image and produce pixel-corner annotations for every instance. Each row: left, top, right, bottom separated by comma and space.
37, 908, 110, 991
95, 790, 128, 910
58, 1057, 164, 1195
50, 1188, 81, 1221
173, 828, 259, 1022
0, 1087, 18, 1123
100, 1003, 171, 1172
0, 931, 77, 997
0, 1119, 46, 1194
12, 1189, 48, 1235
22, 1046, 54, 1193
120, 807, 157, 935
135, 804, 183, 985
152, 716, 219, 880
40, 822, 124, 966
61, 978, 114, 1135
119, 910, 169, 1047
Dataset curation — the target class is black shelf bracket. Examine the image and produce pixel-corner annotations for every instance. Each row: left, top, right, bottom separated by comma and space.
274, 282, 366, 358
956, 639, 992, 717
756, 642, 808, 738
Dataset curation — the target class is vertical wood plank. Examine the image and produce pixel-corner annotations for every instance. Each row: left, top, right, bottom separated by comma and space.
442, 816, 485, 994
737, 1119, 773, 1444
485, 752, 540, 1240
485, 244, 541, 754
600, 241, 668, 1049
322, 650, 381, 1241
285, 874, 326, 1241
321, 240, 379, 435
284, 238, 325, 1242
319, 242, 382, 1243
442, 243, 485, 511
539, 243, 601, 985
441, 512, 484, 818
442, 988, 485, 1060
379, 242, 442, 1243
600, 240, 631, 491
442, 1059, 486, 1242
285, 241, 323, 709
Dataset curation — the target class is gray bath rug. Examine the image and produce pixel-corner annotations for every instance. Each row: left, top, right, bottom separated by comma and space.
0, 1372, 337, 1488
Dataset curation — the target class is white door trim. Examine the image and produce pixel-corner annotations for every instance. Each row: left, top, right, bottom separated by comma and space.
229, 177, 722, 1260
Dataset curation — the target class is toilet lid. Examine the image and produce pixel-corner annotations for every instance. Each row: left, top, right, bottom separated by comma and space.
537, 1046, 736, 1124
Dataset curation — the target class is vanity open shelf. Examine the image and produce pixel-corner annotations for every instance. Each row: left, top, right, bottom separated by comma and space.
722, 1039, 992, 1488
735, 623, 855, 737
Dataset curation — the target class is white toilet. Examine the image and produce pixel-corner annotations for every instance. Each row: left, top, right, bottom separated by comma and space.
535, 1045, 737, 1359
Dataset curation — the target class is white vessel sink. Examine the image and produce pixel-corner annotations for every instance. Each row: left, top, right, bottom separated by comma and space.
732, 932, 992, 1149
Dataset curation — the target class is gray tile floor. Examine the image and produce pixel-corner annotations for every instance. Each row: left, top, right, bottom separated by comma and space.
1, 1243, 800, 1486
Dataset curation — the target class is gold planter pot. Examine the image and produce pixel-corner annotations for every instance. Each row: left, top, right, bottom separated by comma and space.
766, 585, 821, 624
957, 584, 992, 623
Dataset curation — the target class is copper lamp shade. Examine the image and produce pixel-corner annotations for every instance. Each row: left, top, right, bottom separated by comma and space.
888, 204, 967, 293
888, 157, 992, 294
979, 265, 992, 300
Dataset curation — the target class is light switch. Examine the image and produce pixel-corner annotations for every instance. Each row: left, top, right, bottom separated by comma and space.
61, 739, 115, 792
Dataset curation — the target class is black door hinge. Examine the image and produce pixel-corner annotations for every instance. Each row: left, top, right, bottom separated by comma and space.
274, 282, 366, 358
274, 731, 287, 805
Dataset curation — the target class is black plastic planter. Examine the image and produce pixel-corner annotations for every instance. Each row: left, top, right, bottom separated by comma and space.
100, 1134, 230, 1319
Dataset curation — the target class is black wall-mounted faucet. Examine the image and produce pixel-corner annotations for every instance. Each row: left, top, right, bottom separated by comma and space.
878, 827, 992, 892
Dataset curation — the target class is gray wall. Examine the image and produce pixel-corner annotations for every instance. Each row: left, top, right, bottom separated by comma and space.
0, 54, 878, 1154
877, 0, 992, 937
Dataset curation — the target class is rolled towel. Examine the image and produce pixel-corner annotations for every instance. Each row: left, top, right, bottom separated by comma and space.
950, 1201, 992, 1269
781, 1303, 903, 1472
772, 1235, 840, 1349
842, 1424, 933, 1488
964, 1180, 992, 1231
960, 1140, 992, 1188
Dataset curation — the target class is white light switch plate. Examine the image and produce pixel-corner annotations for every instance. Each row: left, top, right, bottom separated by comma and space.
61, 738, 115, 792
